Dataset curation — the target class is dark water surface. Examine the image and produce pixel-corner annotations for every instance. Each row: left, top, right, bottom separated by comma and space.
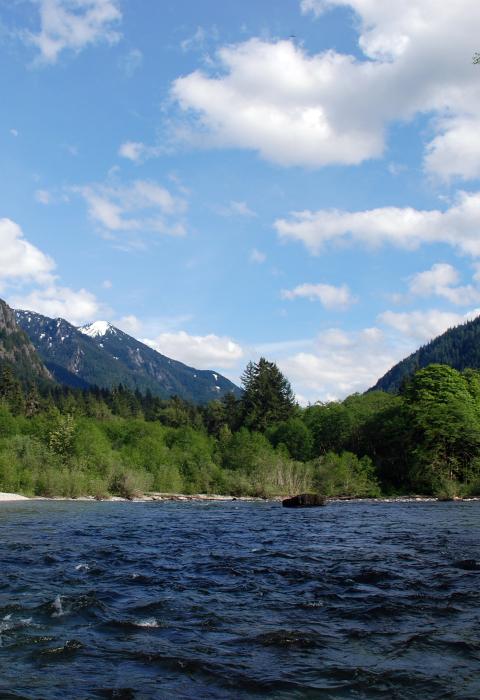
0, 500, 479, 699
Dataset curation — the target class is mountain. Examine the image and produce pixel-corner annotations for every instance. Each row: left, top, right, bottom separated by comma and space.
15, 310, 241, 403
0, 300, 52, 382
371, 315, 480, 393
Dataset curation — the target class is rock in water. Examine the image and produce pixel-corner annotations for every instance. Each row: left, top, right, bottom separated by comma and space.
282, 493, 326, 508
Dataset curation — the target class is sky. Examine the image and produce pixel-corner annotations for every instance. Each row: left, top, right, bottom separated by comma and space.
1, 0, 480, 403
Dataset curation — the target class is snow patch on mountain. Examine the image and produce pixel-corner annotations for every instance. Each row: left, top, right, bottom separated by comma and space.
79, 321, 115, 338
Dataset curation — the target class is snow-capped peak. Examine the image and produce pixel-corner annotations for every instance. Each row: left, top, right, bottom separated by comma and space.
79, 320, 115, 338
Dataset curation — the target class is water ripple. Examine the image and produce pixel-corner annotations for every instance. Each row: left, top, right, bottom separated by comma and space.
0, 500, 479, 699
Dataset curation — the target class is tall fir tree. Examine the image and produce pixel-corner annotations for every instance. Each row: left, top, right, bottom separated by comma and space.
240, 358, 296, 432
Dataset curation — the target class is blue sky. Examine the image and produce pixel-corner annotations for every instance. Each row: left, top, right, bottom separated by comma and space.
1, 0, 480, 402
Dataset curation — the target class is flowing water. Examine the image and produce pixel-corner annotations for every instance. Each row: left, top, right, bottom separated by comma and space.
0, 499, 479, 699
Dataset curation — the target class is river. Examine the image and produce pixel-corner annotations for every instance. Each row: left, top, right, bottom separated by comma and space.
0, 500, 479, 699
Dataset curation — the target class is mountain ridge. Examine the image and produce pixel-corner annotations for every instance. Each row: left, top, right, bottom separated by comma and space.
15, 309, 241, 403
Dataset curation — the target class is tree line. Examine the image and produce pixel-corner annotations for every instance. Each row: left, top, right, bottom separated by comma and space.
0, 358, 479, 499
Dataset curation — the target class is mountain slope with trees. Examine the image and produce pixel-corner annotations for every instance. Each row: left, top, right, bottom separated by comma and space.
371, 315, 480, 393
15, 308, 240, 404
0, 301, 52, 383
0, 345, 479, 498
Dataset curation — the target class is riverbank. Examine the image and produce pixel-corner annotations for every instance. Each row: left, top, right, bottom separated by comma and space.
0, 492, 30, 501
1, 491, 479, 503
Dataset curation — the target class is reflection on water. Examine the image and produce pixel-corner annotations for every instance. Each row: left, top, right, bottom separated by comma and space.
0, 500, 479, 699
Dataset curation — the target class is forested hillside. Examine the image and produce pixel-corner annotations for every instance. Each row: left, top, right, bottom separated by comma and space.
372, 315, 480, 393
1, 352, 479, 500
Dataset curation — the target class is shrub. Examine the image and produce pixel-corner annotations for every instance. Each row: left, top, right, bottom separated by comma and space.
312, 451, 381, 497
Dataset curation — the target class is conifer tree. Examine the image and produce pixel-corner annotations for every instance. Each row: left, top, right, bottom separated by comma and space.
240, 358, 296, 431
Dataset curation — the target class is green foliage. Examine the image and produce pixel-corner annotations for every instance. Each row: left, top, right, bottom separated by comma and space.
48, 412, 76, 463
404, 365, 480, 489
312, 452, 381, 498
240, 358, 296, 431
2, 354, 480, 500
267, 417, 313, 460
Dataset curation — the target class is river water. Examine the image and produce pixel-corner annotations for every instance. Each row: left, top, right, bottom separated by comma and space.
0, 500, 479, 699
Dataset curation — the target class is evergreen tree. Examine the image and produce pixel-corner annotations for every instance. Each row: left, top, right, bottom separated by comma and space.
0, 364, 25, 415
240, 358, 296, 431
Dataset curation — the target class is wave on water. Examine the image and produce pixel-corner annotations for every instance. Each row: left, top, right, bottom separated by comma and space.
0, 500, 479, 699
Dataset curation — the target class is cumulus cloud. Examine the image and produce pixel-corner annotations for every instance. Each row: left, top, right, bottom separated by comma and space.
11, 285, 107, 326
274, 304, 480, 402
0, 218, 107, 326
169, 1, 480, 177
0, 218, 55, 289
281, 282, 355, 309
73, 178, 188, 239
275, 191, 480, 257
408, 263, 480, 306
27, 0, 122, 64
143, 331, 244, 370
378, 308, 480, 343
279, 327, 401, 402
424, 116, 480, 181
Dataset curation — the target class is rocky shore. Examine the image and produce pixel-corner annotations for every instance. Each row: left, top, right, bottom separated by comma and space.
0, 491, 479, 503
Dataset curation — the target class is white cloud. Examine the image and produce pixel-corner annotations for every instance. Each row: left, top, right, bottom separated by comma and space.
4, 278, 105, 331
275, 304, 479, 402
387, 162, 407, 176
35, 189, 52, 205
299, 0, 326, 17
214, 200, 257, 217
424, 116, 480, 181
0, 218, 107, 326
473, 263, 480, 282
10, 129, 18, 137
170, 2, 480, 176
279, 326, 401, 401
118, 141, 164, 163
143, 331, 244, 370
0, 218, 55, 289
74, 178, 188, 239
102, 279, 112, 289
119, 48, 143, 77
408, 263, 480, 306
281, 282, 355, 309
118, 141, 146, 162
250, 248, 266, 264
275, 191, 480, 257
180, 25, 219, 53
28, 0, 122, 64
11, 285, 106, 326
378, 308, 480, 343
115, 314, 142, 335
